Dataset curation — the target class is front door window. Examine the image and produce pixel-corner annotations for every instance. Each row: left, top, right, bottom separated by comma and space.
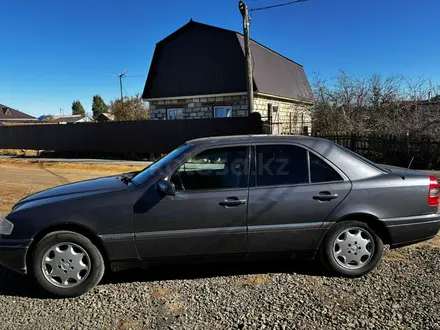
171, 146, 249, 191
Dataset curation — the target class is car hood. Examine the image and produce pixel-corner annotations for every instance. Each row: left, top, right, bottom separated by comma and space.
13, 175, 131, 211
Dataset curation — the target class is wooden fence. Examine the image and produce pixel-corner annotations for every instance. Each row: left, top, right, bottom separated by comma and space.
0, 116, 262, 158
316, 134, 440, 169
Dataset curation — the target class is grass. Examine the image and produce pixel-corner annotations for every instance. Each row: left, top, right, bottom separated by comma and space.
237, 274, 272, 286
115, 319, 141, 330
150, 287, 171, 299
384, 251, 409, 261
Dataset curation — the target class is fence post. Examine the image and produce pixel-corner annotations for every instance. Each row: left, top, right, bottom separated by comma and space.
405, 132, 410, 161
289, 112, 292, 135
350, 135, 357, 151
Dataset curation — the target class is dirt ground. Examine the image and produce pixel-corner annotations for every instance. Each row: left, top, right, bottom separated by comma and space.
0, 159, 146, 213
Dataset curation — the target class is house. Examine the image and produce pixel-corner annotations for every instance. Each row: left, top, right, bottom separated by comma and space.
0, 104, 36, 125
39, 115, 93, 124
96, 113, 115, 123
142, 20, 314, 135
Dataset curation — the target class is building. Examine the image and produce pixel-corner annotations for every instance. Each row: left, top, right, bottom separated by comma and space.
0, 104, 36, 125
142, 20, 314, 135
96, 113, 115, 123
39, 115, 93, 124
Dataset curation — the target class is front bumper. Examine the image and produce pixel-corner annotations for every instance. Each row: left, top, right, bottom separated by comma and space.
381, 213, 440, 248
0, 238, 33, 275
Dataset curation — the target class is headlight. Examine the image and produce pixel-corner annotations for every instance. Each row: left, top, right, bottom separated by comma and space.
0, 216, 14, 235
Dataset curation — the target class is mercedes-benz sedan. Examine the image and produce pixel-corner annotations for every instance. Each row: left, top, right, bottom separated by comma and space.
1, 135, 439, 297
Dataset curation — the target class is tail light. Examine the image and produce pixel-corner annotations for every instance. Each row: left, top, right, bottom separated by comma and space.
428, 175, 440, 206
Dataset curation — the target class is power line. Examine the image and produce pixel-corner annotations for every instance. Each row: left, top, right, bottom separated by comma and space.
250, 0, 308, 12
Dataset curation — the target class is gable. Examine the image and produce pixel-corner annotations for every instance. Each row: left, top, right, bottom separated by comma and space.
143, 22, 247, 99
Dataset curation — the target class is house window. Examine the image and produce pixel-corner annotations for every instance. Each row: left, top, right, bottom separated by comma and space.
167, 108, 183, 120
214, 106, 232, 118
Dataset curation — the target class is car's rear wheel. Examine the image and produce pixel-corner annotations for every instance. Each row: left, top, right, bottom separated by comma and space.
320, 221, 384, 277
31, 231, 105, 297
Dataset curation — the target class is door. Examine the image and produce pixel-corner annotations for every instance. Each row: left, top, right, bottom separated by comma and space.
247, 144, 351, 252
134, 145, 250, 260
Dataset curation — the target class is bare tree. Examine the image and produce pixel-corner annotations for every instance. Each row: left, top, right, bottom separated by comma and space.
312, 71, 440, 137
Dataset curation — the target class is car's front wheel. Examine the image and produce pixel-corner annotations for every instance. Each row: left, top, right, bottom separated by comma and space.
320, 221, 384, 277
31, 230, 105, 297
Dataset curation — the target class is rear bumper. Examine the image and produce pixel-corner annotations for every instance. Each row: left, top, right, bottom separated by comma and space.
381, 213, 440, 248
0, 238, 33, 275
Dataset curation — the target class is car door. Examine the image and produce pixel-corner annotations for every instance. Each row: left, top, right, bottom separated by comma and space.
247, 143, 352, 253
133, 145, 250, 261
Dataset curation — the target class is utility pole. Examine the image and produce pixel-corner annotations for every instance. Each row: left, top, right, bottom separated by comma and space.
238, 1, 254, 113
119, 69, 128, 100
238, 0, 308, 115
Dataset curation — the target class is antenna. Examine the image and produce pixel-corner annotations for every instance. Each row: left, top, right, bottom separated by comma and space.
402, 156, 415, 180
100, 70, 145, 99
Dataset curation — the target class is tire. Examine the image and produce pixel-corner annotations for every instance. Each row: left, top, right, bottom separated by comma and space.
320, 221, 384, 277
31, 231, 105, 298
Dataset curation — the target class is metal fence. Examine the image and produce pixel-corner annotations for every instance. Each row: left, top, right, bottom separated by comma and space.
0, 116, 262, 158
316, 134, 440, 170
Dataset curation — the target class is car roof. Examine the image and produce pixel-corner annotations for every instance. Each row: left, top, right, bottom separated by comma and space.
187, 134, 333, 147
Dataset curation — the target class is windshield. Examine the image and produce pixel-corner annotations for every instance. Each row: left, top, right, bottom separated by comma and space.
337, 144, 389, 173
132, 143, 192, 184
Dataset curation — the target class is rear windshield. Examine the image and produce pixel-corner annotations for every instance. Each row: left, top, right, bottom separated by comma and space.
336, 144, 389, 173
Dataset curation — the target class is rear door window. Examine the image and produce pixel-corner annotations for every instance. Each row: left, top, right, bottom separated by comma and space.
310, 153, 343, 183
255, 145, 309, 186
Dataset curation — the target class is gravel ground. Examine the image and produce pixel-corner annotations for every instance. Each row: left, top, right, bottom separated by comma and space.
0, 240, 439, 330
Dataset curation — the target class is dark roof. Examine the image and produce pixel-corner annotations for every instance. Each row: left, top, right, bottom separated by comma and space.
0, 104, 36, 120
143, 21, 313, 102
236, 35, 314, 102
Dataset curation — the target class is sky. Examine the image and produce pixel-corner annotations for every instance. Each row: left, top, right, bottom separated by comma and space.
1, 0, 439, 118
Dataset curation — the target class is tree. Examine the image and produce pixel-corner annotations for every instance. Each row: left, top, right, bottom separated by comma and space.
72, 100, 86, 116
311, 71, 440, 137
109, 94, 149, 121
91, 95, 108, 119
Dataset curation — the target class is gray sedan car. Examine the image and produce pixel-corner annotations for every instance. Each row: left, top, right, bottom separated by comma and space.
0, 135, 439, 297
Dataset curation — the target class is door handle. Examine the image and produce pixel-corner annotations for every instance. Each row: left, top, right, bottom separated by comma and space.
219, 197, 247, 207
313, 191, 339, 201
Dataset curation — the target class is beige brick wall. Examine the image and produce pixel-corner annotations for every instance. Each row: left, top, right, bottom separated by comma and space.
149, 93, 313, 135
253, 95, 312, 135
149, 95, 248, 120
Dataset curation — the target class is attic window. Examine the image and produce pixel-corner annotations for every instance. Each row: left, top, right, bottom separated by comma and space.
3, 108, 12, 115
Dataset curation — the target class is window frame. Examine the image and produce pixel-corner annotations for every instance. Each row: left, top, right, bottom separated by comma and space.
251, 143, 348, 189
214, 106, 232, 118
166, 108, 183, 120
165, 144, 252, 193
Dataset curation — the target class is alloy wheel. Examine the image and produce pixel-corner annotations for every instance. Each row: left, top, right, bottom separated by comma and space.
41, 242, 91, 288
332, 227, 375, 270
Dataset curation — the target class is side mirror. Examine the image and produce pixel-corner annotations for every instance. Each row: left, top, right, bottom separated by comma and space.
157, 180, 176, 196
